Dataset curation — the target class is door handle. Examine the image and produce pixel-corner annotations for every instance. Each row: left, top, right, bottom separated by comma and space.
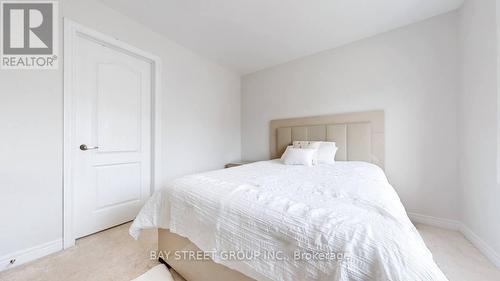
80, 144, 99, 151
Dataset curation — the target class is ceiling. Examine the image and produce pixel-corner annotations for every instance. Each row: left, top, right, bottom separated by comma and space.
98, 0, 464, 74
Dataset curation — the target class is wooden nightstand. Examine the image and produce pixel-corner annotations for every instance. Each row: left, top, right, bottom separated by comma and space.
224, 161, 253, 168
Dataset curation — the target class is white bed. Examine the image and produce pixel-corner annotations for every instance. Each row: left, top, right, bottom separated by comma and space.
130, 159, 447, 281
130, 111, 447, 281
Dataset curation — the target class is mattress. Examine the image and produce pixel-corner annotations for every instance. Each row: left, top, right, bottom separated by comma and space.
130, 160, 448, 281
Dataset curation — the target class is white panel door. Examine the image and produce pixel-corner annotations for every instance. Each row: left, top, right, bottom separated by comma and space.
73, 35, 152, 238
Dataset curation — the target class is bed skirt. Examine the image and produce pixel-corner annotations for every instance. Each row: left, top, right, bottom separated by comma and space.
158, 229, 272, 281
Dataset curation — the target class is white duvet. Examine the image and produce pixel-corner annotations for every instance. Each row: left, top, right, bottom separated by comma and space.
130, 160, 448, 281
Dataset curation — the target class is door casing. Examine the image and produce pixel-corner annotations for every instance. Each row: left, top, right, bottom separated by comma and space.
63, 18, 162, 249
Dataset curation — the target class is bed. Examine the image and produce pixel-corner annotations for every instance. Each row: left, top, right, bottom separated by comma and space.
130, 111, 448, 281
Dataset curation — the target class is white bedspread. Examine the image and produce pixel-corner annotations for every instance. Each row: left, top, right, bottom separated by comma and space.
130, 160, 448, 281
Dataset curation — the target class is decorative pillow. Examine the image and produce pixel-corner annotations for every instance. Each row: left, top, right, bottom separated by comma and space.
293, 141, 337, 164
292, 141, 321, 149
293, 141, 320, 164
281, 146, 316, 166
316, 142, 337, 164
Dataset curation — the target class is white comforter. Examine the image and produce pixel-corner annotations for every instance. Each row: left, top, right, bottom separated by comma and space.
130, 160, 447, 281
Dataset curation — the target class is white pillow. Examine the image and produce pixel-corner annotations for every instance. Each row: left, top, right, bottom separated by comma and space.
281, 146, 316, 166
292, 141, 321, 149
292, 141, 321, 164
293, 141, 337, 164
316, 142, 337, 164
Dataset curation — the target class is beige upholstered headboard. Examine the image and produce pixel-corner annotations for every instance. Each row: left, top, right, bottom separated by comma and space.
270, 110, 385, 169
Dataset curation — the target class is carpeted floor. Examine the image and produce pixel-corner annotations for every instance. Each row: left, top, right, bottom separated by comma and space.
0, 222, 499, 281
0, 223, 184, 281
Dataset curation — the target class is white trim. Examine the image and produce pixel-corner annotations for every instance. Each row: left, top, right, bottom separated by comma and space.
63, 18, 162, 249
460, 224, 500, 269
409, 212, 500, 269
0, 239, 62, 271
408, 212, 461, 231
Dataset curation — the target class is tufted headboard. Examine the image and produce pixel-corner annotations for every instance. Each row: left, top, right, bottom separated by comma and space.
270, 110, 385, 169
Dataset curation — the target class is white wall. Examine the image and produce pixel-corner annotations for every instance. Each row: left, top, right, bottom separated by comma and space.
241, 12, 460, 220
458, 0, 500, 258
0, 0, 241, 263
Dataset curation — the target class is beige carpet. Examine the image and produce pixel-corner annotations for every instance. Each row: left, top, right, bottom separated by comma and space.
0, 223, 183, 281
0, 222, 499, 281
416, 224, 500, 281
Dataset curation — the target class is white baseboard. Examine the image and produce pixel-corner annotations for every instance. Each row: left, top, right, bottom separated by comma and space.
408, 212, 461, 231
460, 224, 500, 269
0, 239, 62, 272
409, 212, 500, 269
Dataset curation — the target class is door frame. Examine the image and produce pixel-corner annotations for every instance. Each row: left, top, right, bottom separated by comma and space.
63, 19, 162, 248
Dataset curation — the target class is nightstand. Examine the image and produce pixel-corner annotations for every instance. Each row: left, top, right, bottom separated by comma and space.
224, 161, 253, 168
